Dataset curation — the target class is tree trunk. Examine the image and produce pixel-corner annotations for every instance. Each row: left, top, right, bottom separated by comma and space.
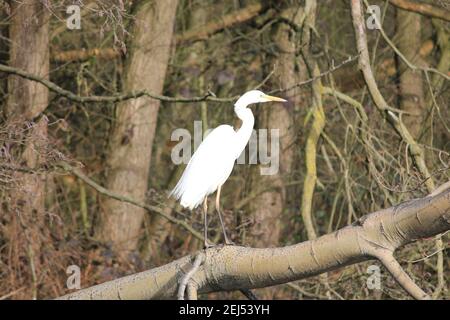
146, 3, 207, 258
98, 0, 178, 252
248, 5, 302, 247
396, 10, 425, 139
6, 1, 49, 120
4, 0, 50, 299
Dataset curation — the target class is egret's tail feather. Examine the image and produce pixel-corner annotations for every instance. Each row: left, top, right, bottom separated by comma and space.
179, 190, 205, 210
169, 176, 205, 210
169, 180, 183, 202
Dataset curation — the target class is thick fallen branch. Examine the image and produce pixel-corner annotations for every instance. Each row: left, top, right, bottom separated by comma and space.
15, 162, 257, 300
57, 183, 450, 300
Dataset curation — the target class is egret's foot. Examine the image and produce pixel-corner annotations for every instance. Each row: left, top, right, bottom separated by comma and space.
203, 241, 215, 249
224, 238, 235, 246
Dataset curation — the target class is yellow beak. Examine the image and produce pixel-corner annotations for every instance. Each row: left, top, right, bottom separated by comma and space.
262, 94, 287, 102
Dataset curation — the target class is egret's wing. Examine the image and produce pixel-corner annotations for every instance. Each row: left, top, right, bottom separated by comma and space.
170, 125, 237, 209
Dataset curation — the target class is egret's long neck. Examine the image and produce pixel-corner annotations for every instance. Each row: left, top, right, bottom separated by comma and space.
233, 101, 255, 159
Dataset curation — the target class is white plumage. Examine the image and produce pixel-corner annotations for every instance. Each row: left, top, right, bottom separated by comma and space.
170, 125, 237, 209
169, 90, 287, 246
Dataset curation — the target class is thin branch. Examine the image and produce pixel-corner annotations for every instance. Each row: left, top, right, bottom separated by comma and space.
52, 3, 267, 62
432, 236, 445, 299
365, 0, 450, 81
178, 252, 204, 300
375, 250, 430, 300
2, 56, 359, 110
177, 3, 265, 43
349, 5, 449, 296
1, 58, 359, 107
0, 287, 26, 300
388, 0, 450, 22
186, 284, 198, 300
58, 162, 205, 242
0, 63, 236, 104
269, 55, 359, 95
351, 0, 435, 193
429, 181, 450, 197
301, 62, 325, 240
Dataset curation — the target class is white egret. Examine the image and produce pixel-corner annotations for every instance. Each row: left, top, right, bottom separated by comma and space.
170, 90, 287, 247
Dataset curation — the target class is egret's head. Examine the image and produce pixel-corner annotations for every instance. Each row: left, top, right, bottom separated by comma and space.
236, 90, 287, 107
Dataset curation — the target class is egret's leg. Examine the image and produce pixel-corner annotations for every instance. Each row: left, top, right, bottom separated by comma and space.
203, 197, 213, 249
215, 185, 233, 245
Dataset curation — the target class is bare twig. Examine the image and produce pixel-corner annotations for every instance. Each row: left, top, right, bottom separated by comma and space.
375, 250, 430, 300
178, 252, 205, 300
269, 55, 359, 95
0, 63, 235, 104
365, 0, 450, 81
0, 58, 360, 107
186, 284, 198, 300
52, 3, 267, 62
301, 62, 325, 240
0, 287, 26, 300
388, 0, 450, 22
351, 0, 435, 193
58, 162, 205, 241
429, 181, 450, 197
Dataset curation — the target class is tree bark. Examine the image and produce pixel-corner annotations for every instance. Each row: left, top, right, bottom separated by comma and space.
57, 183, 450, 300
248, 4, 302, 247
98, 0, 178, 252
4, 0, 50, 299
145, 2, 209, 257
6, 0, 49, 120
388, 0, 450, 22
299, 0, 324, 240
396, 10, 425, 139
